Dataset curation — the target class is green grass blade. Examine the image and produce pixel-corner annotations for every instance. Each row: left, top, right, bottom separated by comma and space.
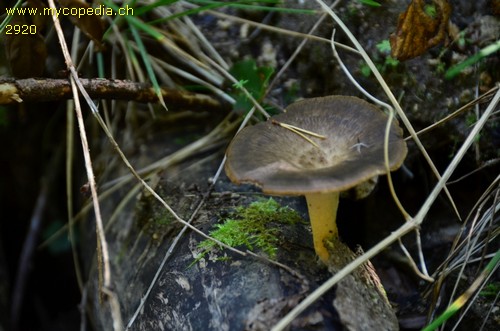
422, 250, 500, 331
356, 0, 381, 7
445, 41, 500, 79
100, 1, 168, 109
129, 24, 168, 110
133, 0, 180, 16
102, 0, 164, 39
0, 0, 23, 33
189, 0, 315, 14
147, 0, 316, 25
96, 52, 105, 78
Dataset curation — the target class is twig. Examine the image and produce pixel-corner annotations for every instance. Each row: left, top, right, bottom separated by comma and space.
0, 78, 230, 111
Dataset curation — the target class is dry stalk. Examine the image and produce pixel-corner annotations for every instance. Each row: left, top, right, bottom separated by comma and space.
271, 119, 326, 149
272, 81, 500, 331
179, 1, 356, 51
47, 0, 117, 321
317, 0, 461, 221
329, 29, 433, 280
407, 85, 499, 140
45, 1, 240, 329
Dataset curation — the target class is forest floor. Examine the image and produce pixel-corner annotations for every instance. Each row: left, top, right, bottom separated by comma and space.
0, 0, 498, 330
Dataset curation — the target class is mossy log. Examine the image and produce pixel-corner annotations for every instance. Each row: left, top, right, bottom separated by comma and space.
82, 131, 398, 330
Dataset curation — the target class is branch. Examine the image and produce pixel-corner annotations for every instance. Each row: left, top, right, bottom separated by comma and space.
0, 78, 231, 111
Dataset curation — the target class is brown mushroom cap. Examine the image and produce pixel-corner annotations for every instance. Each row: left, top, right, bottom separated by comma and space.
225, 95, 407, 195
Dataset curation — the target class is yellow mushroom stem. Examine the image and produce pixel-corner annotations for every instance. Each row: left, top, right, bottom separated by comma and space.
305, 192, 340, 262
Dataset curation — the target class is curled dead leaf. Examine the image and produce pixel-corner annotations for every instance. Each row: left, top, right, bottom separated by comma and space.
390, 0, 451, 61
58, 0, 105, 50
4, 15, 47, 78
27, 0, 50, 31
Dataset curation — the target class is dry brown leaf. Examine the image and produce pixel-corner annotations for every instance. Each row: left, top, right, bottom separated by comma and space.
59, 0, 105, 50
27, 0, 50, 31
493, 0, 500, 16
390, 0, 451, 61
4, 15, 47, 78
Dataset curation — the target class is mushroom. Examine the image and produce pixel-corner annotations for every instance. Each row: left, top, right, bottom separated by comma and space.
224, 95, 407, 262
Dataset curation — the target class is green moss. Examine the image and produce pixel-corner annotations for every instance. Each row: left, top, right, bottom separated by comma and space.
480, 282, 500, 298
197, 198, 303, 260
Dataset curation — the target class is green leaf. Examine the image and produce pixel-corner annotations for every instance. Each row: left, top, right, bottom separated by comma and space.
229, 59, 274, 112
360, 64, 371, 77
385, 56, 399, 67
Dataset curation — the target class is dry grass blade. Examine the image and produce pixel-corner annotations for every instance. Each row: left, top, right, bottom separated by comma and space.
426, 176, 499, 325
414, 87, 499, 221
316, 0, 462, 222
407, 85, 500, 140
271, 119, 326, 149
272, 87, 499, 330
423, 249, 500, 331
47, 1, 117, 321
330, 26, 432, 279
66, 27, 85, 293
181, 1, 359, 55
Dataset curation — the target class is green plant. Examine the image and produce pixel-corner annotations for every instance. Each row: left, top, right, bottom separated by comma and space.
360, 39, 399, 77
445, 41, 500, 79
229, 59, 274, 113
196, 198, 303, 260
480, 282, 500, 298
